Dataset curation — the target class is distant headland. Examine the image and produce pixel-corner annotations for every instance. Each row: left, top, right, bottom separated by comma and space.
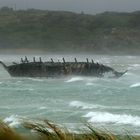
0, 7, 140, 55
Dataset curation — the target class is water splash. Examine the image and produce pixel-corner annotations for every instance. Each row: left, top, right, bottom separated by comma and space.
130, 83, 140, 88
83, 112, 140, 126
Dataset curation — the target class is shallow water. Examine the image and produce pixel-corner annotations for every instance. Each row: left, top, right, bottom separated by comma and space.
0, 54, 140, 134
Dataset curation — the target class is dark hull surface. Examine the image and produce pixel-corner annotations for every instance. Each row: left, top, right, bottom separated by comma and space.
0, 62, 124, 78
0, 59, 127, 78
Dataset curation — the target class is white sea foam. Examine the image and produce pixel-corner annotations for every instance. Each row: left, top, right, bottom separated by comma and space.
17, 81, 22, 83
69, 101, 131, 110
103, 72, 114, 78
69, 101, 106, 109
38, 106, 47, 110
124, 72, 133, 76
86, 82, 94, 86
28, 78, 44, 82
130, 83, 140, 88
131, 64, 140, 67
3, 115, 21, 128
83, 112, 140, 126
28, 88, 34, 91
66, 76, 98, 83
66, 77, 84, 83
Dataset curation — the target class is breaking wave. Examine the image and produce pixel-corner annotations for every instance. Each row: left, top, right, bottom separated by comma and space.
66, 77, 84, 83
65, 76, 99, 84
27, 78, 45, 82
0, 82, 3, 85
86, 82, 94, 86
69, 101, 140, 111
3, 115, 22, 128
130, 83, 140, 88
130, 64, 140, 67
83, 112, 140, 126
38, 106, 47, 110
69, 101, 108, 109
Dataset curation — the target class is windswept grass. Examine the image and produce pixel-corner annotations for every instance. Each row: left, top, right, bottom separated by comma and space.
0, 119, 139, 140
0, 121, 23, 140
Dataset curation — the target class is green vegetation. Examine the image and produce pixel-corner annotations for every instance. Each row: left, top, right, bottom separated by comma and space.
0, 119, 139, 140
0, 7, 140, 54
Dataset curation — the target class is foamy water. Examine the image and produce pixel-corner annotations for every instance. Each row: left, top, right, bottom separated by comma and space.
130, 83, 140, 88
0, 54, 140, 134
83, 112, 140, 126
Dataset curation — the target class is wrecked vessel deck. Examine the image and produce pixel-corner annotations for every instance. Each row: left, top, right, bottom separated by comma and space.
0, 57, 127, 78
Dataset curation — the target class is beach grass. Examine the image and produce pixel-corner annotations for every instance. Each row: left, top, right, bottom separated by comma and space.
0, 119, 139, 140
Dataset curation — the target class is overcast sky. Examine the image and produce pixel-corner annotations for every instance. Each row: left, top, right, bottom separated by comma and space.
0, 0, 140, 14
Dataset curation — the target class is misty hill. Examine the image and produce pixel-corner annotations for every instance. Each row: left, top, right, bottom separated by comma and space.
0, 7, 140, 54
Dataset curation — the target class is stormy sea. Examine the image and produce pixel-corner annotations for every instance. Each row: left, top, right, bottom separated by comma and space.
0, 54, 140, 135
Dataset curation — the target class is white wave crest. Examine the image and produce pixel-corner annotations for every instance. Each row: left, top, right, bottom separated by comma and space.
28, 88, 34, 91
69, 101, 106, 109
0, 82, 3, 84
131, 64, 140, 67
66, 77, 84, 83
3, 115, 21, 128
65, 76, 98, 83
125, 72, 134, 76
38, 106, 47, 110
86, 83, 94, 86
28, 78, 44, 82
130, 83, 140, 88
83, 112, 140, 126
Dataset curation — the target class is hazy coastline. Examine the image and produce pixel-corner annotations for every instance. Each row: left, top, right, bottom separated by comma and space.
0, 8, 140, 55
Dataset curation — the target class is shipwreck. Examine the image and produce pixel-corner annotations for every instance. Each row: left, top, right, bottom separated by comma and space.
0, 57, 127, 78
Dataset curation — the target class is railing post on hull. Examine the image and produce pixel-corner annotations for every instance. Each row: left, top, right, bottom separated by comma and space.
21, 58, 24, 63
33, 57, 36, 63
25, 56, 28, 63
39, 57, 42, 63
74, 58, 77, 63
86, 58, 89, 64
51, 58, 54, 63
92, 59, 94, 64
62, 58, 65, 64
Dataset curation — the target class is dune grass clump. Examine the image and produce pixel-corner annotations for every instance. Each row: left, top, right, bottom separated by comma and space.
0, 119, 139, 140
0, 121, 24, 140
